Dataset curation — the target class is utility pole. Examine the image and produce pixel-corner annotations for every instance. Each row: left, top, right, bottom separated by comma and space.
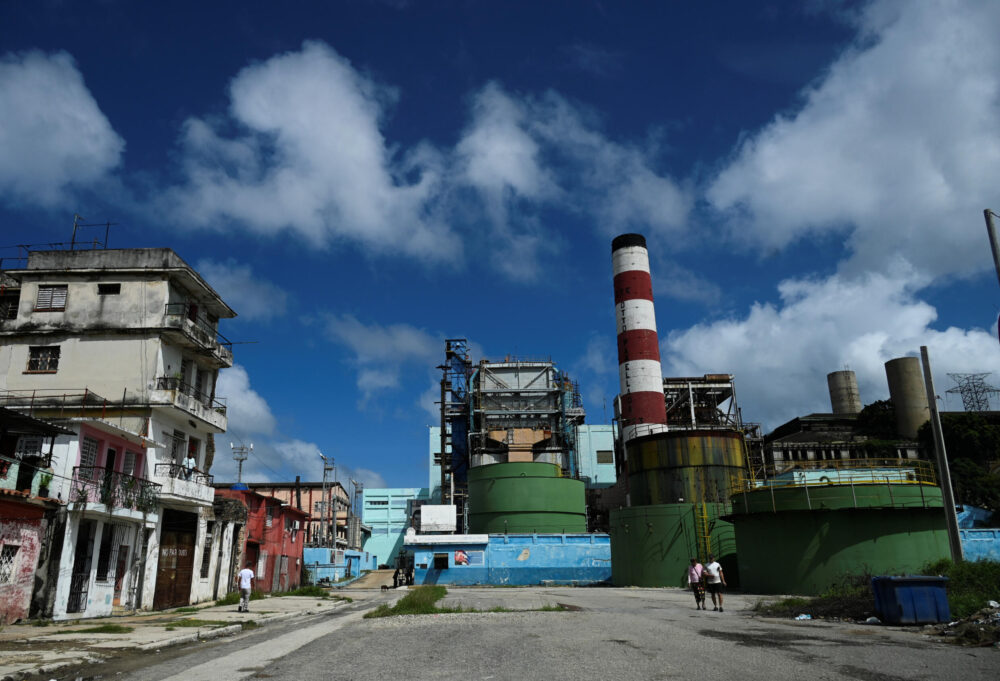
230, 442, 252, 483
920, 346, 963, 562
985, 210, 1000, 290
318, 453, 334, 546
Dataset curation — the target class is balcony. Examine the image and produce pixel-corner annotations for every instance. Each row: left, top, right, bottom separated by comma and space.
162, 303, 234, 367
151, 377, 228, 431
70, 466, 161, 518
151, 462, 215, 505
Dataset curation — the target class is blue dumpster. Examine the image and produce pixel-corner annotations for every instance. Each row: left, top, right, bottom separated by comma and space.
871, 576, 950, 624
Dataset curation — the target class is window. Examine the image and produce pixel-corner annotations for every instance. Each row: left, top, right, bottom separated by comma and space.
201, 523, 214, 578
80, 436, 99, 469
95, 526, 114, 581
15, 436, 42, 458
34, 285, 67, 311
122, 450, 139, 477
596, 450, 614, 465
368, 499, 388, 506
97, 283, 121, 295
265, 506, 273, 528
433, 553, 449, 570
0, 291, 19, 319
171, 430, 186, 463
0, 544, 20, 583
26, 346, 59, 372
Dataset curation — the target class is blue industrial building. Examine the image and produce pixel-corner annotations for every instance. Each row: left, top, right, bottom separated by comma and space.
361, 487, 430, 567
405, 533, 611, 586
303, 547, 377, 583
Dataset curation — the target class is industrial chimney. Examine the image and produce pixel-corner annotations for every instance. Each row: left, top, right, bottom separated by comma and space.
612, 233, 668, 442
827, 370, 862, 414
884, 357, 930, 440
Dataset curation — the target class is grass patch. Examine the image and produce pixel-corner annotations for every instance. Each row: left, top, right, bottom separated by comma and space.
30, 619, 50, 627
165, 626, 175, 631
754, 575, 875, 621
216, 589, 265, 606
241, 620, 259, 630
923, 558, 1000, 619
174, 606, 202, 613
364, 585, 453, 618
539, 603, 569, 612
168, 618, 231, 628
62, 624, 134, 634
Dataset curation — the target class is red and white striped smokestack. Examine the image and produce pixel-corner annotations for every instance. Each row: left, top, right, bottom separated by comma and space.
613, 233, 667, 442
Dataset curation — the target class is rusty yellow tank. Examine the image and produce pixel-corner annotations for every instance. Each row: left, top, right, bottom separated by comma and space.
625, 430, 745, 505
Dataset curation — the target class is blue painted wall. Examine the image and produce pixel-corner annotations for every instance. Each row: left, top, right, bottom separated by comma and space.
956, 505, 995, 529
960, 528, 1000, 562
303, 547, 376, 583
362, 487, 429, 566
576, 425, 617, 488
410, 534, 611, 586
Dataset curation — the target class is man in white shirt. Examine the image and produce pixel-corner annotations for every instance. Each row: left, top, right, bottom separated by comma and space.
236, 565, 255, 612
182, 454, 196, 480
703, 553, 727, 612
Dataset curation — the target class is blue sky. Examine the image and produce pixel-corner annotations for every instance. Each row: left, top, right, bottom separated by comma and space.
2, 1, 1000, 489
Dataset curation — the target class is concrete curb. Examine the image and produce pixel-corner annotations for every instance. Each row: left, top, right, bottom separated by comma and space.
1, 601, 351, 681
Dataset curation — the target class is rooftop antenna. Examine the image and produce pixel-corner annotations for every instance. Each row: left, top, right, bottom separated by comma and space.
231, 441, 252, 483
70, 213, 118, 250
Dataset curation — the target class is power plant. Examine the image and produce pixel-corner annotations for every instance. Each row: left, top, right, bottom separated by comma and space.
367, 232, 961, 594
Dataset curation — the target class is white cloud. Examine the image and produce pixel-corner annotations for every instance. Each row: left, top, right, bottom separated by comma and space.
706, 0, 1000, 280
454, 84, 692, 279
216, 364, 277, 436
653, 261, 723, 306
0, 50, 123, 205
662, 269, 1000, 430
325, 314, 440, 404
164, 41, 456, 263
196, 259, 288, 321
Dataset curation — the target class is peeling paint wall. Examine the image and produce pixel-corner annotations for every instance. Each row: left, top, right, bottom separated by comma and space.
0, 500, 45, 623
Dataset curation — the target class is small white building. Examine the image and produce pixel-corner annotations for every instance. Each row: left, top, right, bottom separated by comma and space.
0, 248, 239, 616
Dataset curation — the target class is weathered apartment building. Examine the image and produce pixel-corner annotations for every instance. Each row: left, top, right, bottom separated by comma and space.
0, 247, 241, 619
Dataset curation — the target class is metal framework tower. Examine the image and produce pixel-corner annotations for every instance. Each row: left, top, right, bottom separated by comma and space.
946, 373, 1000, 412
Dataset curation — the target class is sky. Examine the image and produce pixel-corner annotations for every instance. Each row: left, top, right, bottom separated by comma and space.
2, 0, 1000, 489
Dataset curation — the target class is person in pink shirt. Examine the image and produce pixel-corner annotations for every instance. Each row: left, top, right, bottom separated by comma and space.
686, 557, 706, 610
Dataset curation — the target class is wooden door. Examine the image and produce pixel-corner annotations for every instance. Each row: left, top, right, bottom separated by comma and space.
153, 531, 196, 609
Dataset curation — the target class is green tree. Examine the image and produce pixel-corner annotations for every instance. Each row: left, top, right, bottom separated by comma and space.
918, 412, 1000, 512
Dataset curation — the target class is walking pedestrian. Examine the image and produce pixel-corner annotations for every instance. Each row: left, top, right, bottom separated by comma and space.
704, 553, 726, 612
236, 564, 255, 612
686, 557, 706, 610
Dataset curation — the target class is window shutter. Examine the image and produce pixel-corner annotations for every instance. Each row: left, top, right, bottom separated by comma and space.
51, 286, 68, 309
36, 287, 52, 309
80, 437, 99, 469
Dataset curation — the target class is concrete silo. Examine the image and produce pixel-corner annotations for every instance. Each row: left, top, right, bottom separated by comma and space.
827, 370, 862, 414
885, 357, 930, 439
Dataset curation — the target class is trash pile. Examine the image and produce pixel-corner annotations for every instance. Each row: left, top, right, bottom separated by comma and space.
923, 600, 1000, 646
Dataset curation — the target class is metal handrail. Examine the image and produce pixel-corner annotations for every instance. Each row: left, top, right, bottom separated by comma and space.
153, 462, 214, 486
154, 377, 227, 414
163, 303, 232, 349
72, 466, 160, 513
738, 458, 938, 490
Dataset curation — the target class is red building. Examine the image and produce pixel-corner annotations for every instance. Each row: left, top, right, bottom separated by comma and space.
214, 487, 309, 593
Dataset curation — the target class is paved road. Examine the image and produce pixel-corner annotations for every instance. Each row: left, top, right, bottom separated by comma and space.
45, 588, 997, 681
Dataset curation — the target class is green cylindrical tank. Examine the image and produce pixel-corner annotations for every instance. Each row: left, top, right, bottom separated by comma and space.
609, 503, 736, 587
729, 484, 949, 595
467, 462, 586, 534
626, 430, 745, 505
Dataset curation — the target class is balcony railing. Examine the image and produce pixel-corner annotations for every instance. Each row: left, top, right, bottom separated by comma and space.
154, 462, 214, 487
71, 466, 160, 513
163, 303, 232, 353
154, 377, 227, 415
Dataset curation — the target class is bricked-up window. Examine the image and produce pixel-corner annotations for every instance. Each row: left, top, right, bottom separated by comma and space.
34, 285, 67, 311
596, 450, 614, 465
26, 346, 59, 373
200, 522, 214, 578
97, 283, 121, 295
0, 544, 20, 583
